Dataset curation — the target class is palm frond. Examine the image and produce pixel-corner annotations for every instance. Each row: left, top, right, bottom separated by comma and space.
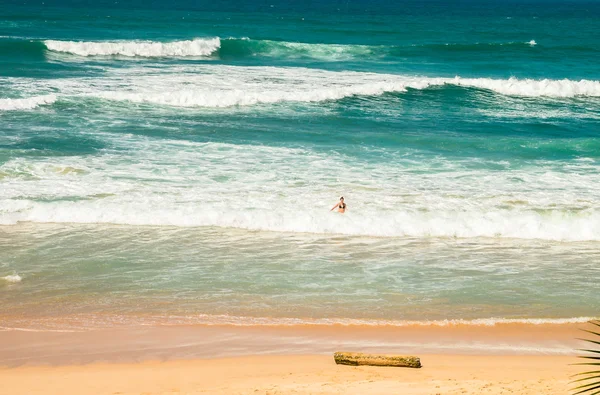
588, 321, 600, 329
578, 352, 600, 354
573, 384, 600, 395
572, 374, 600, 384
573, 320, 600, 394
578, 340, 600, 348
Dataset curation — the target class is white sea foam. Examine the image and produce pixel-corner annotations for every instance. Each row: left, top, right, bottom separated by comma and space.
41, 37, 545, 62
5, 203, 600, 241
1, 274, 22, 283
0, 314, 590, 331
477, 107, 600, 120
0, 326, 82, 333
77, 66, 600, 110
95, 76, 600, 108
44, 38, 221, 57
2, 138, 600, 241
42, 37, 380, 61
163, 314, 595, 327
94, 81, 422, 107
453, 76, 600, 98
0, 94, 56, 111
3, 66, 600, 114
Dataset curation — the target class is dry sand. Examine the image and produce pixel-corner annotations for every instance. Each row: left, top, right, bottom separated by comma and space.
0, 354, 578, 395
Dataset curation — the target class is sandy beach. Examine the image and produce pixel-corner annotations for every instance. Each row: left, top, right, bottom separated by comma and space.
0, 322, 585, 394
0, 354, 578, 395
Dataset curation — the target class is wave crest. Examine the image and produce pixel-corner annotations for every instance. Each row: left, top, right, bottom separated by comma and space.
40, 37, 546, 61
4, 202, 600, 241
95, 72, 600, 109
4, 67, 600, 112
0, 94, 57, 111
454, 76, 600, 98
44, 38, 221, 57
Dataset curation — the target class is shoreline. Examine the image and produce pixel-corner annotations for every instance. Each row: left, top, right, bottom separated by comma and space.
0, 354, 579, 395
0, 321, 585, 366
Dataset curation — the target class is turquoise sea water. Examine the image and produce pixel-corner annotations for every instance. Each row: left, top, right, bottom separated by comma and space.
1, 0, 599, 329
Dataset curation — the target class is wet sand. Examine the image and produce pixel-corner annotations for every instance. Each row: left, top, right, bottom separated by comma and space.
0, 322, 582, 365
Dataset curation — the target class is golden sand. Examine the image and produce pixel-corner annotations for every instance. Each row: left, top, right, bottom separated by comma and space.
0, 354, 577, 395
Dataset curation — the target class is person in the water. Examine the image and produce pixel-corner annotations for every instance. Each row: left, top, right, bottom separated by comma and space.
330, 196, 347, 213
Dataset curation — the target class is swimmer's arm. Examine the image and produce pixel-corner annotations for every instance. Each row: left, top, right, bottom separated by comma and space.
330, 203, 340, 211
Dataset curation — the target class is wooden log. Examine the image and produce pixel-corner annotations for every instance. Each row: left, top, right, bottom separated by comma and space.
333, 352, 422, 368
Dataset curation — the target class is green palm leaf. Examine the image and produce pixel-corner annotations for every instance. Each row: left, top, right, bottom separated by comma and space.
573, 320, 600, 394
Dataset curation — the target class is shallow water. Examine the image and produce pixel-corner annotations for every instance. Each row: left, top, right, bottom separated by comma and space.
1, 224, 598, 327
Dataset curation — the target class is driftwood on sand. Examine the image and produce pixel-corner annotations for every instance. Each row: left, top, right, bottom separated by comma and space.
334, 352, 422, 368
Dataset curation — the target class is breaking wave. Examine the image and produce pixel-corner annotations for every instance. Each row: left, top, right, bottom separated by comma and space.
3, 66, 600, 112
40, 37, 545, 60
95, 72, 600, 109
452, 76, 600, 98
0, 94, 57, 111
3, 202, 600, 241
42, 37, 380, 60
44, 38, 221, 57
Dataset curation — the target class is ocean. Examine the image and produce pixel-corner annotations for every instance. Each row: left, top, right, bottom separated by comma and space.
1, 0, 599, 335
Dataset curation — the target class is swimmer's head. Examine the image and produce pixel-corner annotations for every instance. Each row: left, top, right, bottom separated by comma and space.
340, 196, 344, 201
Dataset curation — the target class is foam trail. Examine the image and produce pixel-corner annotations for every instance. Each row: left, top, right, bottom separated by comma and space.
44, 38, 221, 57
92, 66, 600, 109
0, 94, 56, 111
528, 40, 537, 46
1, 274, 22, 283
0, 314, 591, 329
220, 38, 379, 60
155, 314, 596, 327
95, 81, 421, 107
96, 76, 600, 108
4, 67, 600, 112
